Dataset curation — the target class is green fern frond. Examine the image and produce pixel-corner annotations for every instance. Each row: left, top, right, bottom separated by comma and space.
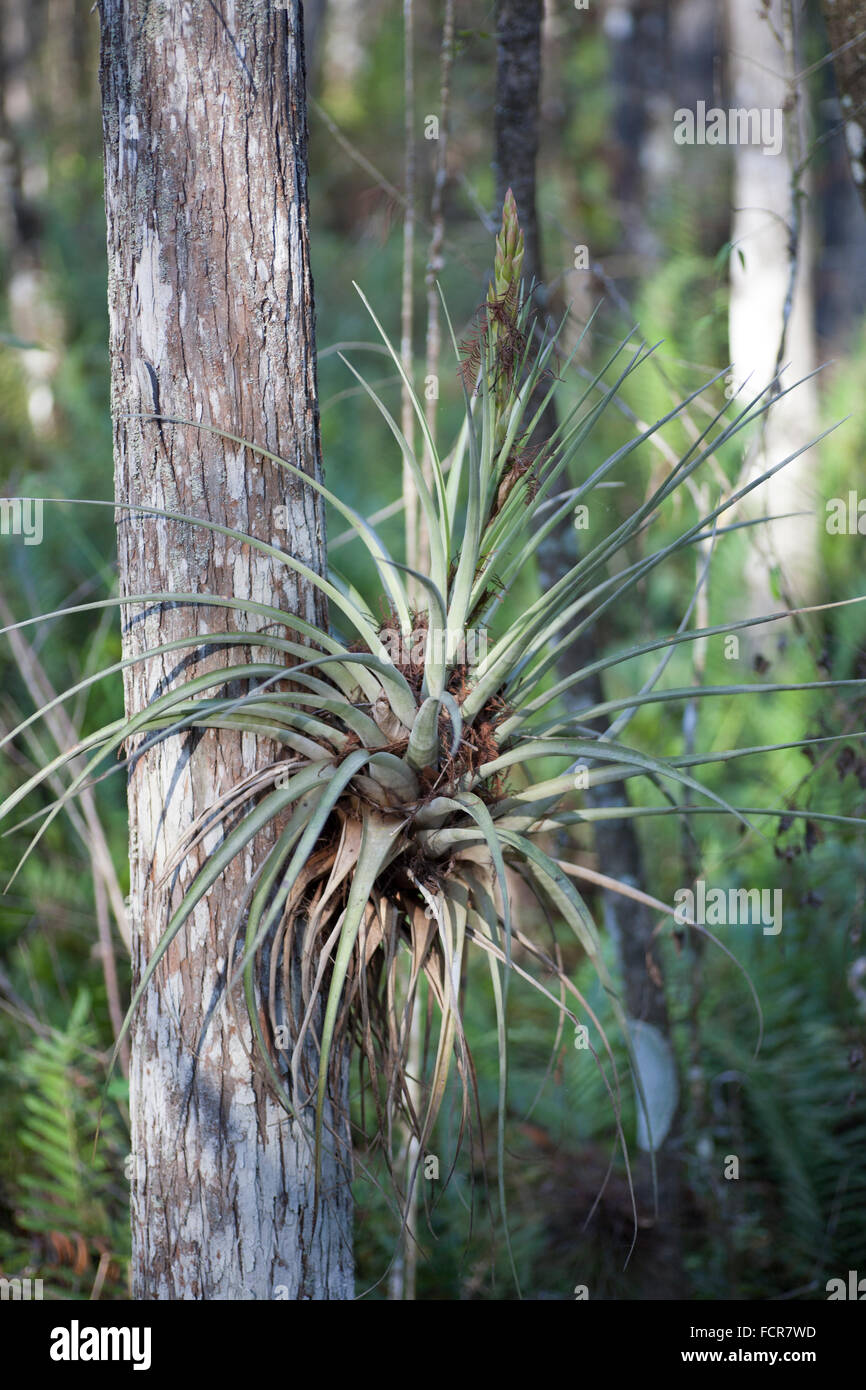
0, 991, 129, 1299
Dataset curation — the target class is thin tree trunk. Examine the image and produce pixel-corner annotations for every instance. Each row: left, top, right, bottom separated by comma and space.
494, 0, 674, 1076
495, 0, 683, 1295
820, 0, 866, 219
98, 0, 353, 1300
303, 0, 328, 89
494, 1, 543, 281
605, 0, 671, 278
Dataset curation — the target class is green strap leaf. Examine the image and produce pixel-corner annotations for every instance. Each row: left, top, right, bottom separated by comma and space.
314, 810, 405, 1193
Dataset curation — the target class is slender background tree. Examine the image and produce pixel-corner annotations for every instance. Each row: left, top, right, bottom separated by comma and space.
821, 0, 866, 219
495, 0, 684, 1295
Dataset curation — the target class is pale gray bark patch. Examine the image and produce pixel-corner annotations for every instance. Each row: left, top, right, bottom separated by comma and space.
726, 0, 818, 615
98, 0, 353, 1299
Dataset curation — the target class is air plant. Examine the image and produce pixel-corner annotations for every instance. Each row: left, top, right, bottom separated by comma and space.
2, 191, 864, 1282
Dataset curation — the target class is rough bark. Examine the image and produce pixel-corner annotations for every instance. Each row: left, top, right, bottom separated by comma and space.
821, 0, 866, 218
495, 0, 683, 1296
98, 0, 353, 1300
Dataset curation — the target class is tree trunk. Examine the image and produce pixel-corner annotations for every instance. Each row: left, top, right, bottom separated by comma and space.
726, 0, 819, 618
303, 0, 328, 89
604, 0, 671, 279
495, 0, 683, 1296
820, 0, 866, 219
494, 0, 544, 305
98, 0, 353, 1300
